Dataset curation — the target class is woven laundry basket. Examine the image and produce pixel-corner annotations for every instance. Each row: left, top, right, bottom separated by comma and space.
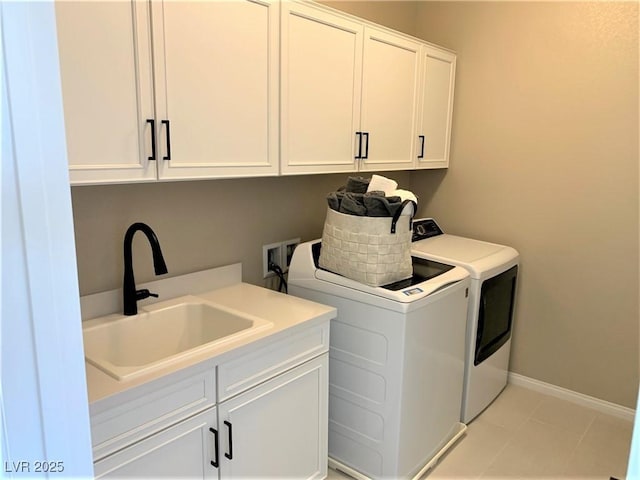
319, 200, 415, 287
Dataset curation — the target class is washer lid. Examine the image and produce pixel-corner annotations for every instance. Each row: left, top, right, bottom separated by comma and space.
314, 259, 468, 304
412, 234, 519, 279
288, 240, 471, 312
413, 234, 504, 263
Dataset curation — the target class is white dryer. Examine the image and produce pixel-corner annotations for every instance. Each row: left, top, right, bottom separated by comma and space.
411, 219, 519, 423
288, 240, 469, 479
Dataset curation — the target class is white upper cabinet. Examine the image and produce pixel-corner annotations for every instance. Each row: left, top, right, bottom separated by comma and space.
57, 0, 279, 185
153, 0, 279, 180
415, 45, 456, 169
281, 2, 445, 175
359, 27, 421, 172
280, 1, 363, 175
56, 0, 156, 184
57, 0, 455, 184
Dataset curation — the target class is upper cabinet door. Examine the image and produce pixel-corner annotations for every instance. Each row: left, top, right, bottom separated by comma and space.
416, 46, 456, 169
56, 0, 156, 185
153, 0, 279, 180
359, 27, 421, 172
280, 1, 363, 175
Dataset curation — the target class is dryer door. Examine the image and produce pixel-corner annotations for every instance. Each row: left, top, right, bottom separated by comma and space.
475, 265, 518, 366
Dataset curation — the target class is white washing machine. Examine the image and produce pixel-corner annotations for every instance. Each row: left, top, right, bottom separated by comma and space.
288, 240, 469, 479
411, 218, 519, 424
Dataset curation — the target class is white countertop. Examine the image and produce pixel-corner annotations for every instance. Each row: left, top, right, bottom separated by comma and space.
84, 281, 336, 405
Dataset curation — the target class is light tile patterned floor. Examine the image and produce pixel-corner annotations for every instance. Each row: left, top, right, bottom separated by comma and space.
327, 385, 634, 479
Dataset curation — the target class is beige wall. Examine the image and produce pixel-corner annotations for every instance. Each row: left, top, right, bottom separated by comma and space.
71, 172, 412, 296
319, 0, 419, 36
410, 2, 639, 408
71, 1, 639, 408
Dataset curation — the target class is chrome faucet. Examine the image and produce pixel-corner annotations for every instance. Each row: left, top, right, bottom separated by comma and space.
123, 222, 168, 316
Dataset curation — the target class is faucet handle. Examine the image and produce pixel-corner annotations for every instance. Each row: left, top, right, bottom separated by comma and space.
136, 289, 159, 301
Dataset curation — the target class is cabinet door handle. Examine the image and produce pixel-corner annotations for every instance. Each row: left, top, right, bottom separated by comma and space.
161, 119, 171, 161
418, 135, 425, 159
146, 119, 156, 161
209, 427, 219, 468
354, 132, 362, 159
224, 420, 233, 460
362, 132, 369, 160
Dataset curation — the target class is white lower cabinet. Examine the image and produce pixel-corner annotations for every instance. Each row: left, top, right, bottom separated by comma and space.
90, 323, 329, 479
94, 408, 218, 478
219, 356, 328, 479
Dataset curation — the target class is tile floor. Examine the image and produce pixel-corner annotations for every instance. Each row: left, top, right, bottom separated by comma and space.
327, 385, 634, 479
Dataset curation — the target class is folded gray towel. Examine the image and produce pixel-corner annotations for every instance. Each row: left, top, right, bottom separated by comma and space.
327, 189, 398, 216
363, 195, 403, 217
339, 192, 367, 216
327, 192, 341, 211
366, 190, 385, 198
327, 192, 340, 212
345, 176, 370, 194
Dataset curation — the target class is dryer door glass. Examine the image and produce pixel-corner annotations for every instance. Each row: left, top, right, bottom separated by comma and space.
475, 265, 518, 366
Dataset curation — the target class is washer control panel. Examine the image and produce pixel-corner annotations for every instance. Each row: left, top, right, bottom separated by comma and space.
412, 218, 443, 242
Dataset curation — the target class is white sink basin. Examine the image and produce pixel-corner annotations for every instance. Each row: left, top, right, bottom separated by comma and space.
83, 295, 272, 381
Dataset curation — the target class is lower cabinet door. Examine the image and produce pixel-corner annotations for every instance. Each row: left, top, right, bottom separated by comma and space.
218, 355, 328, 479
93, 408, 218, 479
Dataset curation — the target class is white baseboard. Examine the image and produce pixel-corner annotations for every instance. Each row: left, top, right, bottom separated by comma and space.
508, 372, 636, 423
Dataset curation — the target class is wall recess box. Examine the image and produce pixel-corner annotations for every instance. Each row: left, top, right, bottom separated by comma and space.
262, 242, 283, 278
282, 238, 300, 269
262, 238, 300, 278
